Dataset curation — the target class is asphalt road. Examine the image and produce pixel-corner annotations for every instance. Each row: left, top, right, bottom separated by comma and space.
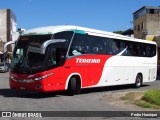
0, 72, 160, 120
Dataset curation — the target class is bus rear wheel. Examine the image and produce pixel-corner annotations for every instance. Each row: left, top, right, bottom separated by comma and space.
134, 74, 142, 88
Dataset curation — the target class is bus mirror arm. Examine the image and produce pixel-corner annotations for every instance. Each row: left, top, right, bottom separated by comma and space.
41, 39, 66, 54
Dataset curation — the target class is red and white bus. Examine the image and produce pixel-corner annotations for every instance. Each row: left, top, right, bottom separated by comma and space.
9, 25, 157, 95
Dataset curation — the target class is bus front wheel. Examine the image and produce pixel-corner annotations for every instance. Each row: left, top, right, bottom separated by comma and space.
67, 77, 77, 96
134, 74, 142, 88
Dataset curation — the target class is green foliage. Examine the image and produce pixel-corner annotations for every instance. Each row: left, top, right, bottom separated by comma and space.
135, 100, 160, 109
121, 90, 160, 110
142, 89, 160, 106
113, 31, 123, 34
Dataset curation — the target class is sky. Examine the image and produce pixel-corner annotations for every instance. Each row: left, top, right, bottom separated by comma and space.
0, 0, 159, 32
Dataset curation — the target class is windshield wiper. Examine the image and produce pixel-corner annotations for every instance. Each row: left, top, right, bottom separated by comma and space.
14, 56, 32, 74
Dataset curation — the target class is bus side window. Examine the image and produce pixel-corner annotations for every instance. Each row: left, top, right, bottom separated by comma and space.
91, 36, 105, 54
150, 45, 156, 57
132, 42, 141, 56
145, 44, 156, 57
47, 48, 57, 67
141, 44, 146, 57
146, 45, 151, 57
118, 40, 127, 56
125, 43, 132, 56
69, 33, 90, 56
109, 40, 119, 55
104, 38, 114, 54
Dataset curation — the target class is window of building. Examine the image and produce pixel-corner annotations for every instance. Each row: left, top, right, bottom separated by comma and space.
150, 9, 155, 14
134, 26, 136, 31
133, 9, 146, 20
137, 25, 140, 31
154, 9, 159, 14
139, 9, 146, 17
134, 14, 139, 20
141, 22, 144, 30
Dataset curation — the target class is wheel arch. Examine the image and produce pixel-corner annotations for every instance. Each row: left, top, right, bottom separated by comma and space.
65, 73, 82, 90
137, 72, 143, 83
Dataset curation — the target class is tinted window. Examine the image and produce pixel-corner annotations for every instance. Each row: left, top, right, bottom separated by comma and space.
141, 44, 146, 57
110, 40, 120, 55
132, 42, 142, 56
145, 44, 156, 57
28, 52, 45, 69
11, 34, 52, 74
104, 39, 156, 57
46, 43, 67, 70
103, 38, 110, 54
53, 31, 74, 48
91, 36, 105, 54
69, 33, 90, 56
123, 42, 156, 57
69, 33, 156, 58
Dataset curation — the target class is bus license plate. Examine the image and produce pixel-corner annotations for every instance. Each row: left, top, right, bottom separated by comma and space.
20, 87, 25, 90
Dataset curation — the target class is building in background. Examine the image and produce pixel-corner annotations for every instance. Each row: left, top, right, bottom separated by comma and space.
0, 9, 17, 63
133, 6, 160, 39
133, 6, 160, 64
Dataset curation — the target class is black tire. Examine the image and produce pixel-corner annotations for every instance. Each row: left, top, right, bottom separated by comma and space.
134, 74, 142, 88
39, 92, 46, 95
76, 82, 81, 94
67, 77, 77, 96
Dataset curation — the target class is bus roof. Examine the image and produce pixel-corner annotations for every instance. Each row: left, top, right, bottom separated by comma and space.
23, 25, 156, 45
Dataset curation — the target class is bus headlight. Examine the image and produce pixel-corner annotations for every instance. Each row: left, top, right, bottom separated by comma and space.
9, 72, 54, 83
10, 75, 35, 83
34, 72, 54, 81
10, 75, 16, 81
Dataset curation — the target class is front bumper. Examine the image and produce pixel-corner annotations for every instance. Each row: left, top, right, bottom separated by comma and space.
9, 78, 45, 92
9, 78, 65, 92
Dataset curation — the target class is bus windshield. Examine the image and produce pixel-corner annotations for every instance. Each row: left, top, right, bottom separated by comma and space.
11, 35, 52, 74
11, 31, 74, 74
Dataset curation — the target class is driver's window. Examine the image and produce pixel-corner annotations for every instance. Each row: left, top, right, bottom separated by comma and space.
16, 49, 24, 58
47, 48, 57, 67
12, 48, 24, 64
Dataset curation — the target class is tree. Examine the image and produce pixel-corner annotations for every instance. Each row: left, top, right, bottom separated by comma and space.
113, 31, 123, 35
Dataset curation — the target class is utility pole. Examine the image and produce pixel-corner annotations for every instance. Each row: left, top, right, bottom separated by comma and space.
0, 37, 4, 62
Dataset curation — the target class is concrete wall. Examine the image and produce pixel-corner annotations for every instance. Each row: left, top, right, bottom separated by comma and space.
0, 9, 17, 62
134, 15, 146, 39
146, 14, 160, 35
0, 9, 7, 52
134, 14, 160, 39
0, 9, 17, 53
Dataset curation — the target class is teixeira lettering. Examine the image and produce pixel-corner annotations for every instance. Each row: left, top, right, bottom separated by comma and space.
76, 58, 101, 63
